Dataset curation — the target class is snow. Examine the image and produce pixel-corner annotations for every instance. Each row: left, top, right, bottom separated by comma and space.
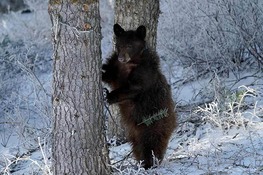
1, 0, 263, 174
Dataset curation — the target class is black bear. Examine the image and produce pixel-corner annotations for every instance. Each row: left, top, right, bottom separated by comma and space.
102, 24, 176, 169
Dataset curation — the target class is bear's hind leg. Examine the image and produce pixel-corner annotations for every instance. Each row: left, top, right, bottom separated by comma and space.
140, 132, 169, 169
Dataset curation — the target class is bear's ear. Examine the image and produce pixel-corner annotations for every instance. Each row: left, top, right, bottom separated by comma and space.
114, 24, 125, 37
136, 25, 146, 40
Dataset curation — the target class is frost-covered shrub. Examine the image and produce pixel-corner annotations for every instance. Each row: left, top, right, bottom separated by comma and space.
158, 0, 263, 78
196, 86, 257, 130
0, 0, 28, 13
0, 0, 52, 149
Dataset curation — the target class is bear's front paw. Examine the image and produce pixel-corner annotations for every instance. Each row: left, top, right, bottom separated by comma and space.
106, 92, 118, 104
103, 88, 109, 100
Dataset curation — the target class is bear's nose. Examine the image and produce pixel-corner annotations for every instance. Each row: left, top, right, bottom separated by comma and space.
118, 53, 131, 63
118, 56, 125, 62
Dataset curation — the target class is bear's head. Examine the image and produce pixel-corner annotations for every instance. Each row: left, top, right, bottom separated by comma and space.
113, 24, 147, 63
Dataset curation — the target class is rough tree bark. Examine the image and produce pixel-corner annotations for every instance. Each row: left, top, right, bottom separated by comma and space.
49, 0, 110, 174
107, 0, 160, 142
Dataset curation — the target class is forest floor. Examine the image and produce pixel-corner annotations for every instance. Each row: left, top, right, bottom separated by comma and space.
0, 0, 263, 175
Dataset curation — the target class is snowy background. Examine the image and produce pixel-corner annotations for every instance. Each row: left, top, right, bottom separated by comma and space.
0, 0, 263, 174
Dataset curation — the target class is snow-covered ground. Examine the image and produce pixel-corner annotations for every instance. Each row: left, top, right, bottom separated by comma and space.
0, 0, 263, 174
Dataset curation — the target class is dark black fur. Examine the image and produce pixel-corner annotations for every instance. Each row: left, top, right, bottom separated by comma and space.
102, 24, 176, 169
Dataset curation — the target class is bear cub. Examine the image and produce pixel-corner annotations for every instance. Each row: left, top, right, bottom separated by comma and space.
102, 24, 176, 169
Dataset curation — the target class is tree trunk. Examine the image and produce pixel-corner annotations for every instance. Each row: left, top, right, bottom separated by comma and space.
49, 1, 110, 174
107, 0, 160, 142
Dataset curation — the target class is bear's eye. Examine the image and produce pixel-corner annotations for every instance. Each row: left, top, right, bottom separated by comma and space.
117, 46, 123, 50
127, 45, 132, 49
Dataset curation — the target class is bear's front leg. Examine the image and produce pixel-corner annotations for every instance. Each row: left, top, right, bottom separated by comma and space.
106, 89, 119, 104
101, 63, 119, 84
106, 86, 141, 104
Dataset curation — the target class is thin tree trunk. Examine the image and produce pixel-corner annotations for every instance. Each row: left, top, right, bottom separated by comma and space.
107, 0, 160, 142
49, 0, 110, 174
